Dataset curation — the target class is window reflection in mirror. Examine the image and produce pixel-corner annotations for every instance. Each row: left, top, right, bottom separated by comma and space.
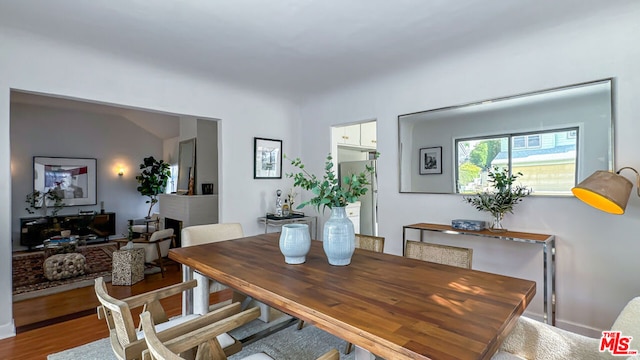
456, 128, 578, 195
398, 78, 613, 195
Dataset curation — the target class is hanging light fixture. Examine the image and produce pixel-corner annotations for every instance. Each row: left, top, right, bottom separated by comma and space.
571, 167, 639, 214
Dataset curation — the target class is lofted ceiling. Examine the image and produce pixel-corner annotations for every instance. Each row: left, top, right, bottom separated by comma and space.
1, 0, 635, 138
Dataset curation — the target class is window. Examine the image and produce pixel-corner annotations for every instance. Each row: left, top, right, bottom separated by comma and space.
456, 128, 578, 195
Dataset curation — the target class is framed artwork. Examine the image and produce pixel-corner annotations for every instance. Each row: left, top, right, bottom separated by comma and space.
33, 156, 97, 206
419, 146, 442, 175
254, 137, 282, 179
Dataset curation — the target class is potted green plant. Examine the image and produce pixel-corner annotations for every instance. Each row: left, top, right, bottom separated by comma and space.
136, 156, 171, 217
25, 189, 65, 217
463, 166, 531, 232
286, 153, 376, 265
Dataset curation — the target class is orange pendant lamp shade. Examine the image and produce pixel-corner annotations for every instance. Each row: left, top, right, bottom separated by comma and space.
571, 170, 633, 215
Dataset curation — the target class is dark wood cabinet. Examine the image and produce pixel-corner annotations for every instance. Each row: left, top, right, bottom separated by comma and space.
20, 212, 116, 250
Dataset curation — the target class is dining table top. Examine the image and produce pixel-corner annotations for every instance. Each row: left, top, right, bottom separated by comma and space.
169, 232, 536, 360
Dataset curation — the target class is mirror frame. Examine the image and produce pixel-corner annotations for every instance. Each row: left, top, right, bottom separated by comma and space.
177, 138, 196, 194
398, 78, 615, 195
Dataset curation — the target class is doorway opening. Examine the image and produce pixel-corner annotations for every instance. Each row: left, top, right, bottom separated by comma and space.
331, 120, 378, 236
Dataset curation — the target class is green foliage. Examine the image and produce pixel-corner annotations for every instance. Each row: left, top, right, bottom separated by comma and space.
135, 156, 171, 217
25, 189, 65, 216
458, 162, 482, 188
286, 153, 376, 212
463, 166, 531, 218
469, 140, 501, 169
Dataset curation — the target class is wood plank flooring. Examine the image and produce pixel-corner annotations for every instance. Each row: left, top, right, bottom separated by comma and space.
1, 266, 231, 360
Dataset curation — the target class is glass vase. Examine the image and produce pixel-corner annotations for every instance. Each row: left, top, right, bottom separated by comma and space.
489, 213, 506, 232
323, 206, 355, 266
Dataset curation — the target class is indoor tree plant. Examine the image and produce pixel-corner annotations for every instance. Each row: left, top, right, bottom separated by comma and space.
136, 156, 171, 218
286, 153, 376, 265
463, 166, 531, 232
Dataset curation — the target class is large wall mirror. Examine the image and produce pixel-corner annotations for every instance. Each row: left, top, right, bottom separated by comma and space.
398, 79, 614, 195
177, 138, 196, 194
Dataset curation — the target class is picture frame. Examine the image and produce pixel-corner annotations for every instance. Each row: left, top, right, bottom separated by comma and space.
33, 156, 97, 206
254, 137, 282, 179
419, 146, 442, 175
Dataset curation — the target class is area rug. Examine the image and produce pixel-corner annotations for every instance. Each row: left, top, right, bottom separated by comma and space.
12, 243, 116, 302
47, 309, 362, 360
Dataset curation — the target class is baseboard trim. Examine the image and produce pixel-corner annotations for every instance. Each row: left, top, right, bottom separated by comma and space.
0, 319, 16, 340
524, 311, 603, 338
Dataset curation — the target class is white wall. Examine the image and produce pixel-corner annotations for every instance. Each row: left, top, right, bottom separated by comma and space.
10, 103, 164, 249
298, 4, 640, 336
0, 29, 298, 339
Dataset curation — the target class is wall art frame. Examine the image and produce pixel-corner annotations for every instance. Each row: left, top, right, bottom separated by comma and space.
254, 137, 282, 179
419, 146, 442, 175
33, 156, 97, 206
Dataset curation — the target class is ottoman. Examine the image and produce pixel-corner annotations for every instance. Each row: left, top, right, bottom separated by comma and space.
43, 253, 86, 281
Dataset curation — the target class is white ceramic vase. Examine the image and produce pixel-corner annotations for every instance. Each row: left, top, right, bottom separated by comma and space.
323, 206, 355, 266
279, 223, 311, 264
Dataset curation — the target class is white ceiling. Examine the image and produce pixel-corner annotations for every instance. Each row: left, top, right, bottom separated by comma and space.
2, 0, 634, 138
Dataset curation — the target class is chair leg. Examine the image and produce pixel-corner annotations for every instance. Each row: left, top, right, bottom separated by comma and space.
297, 319, 305, 330
155, 242, 165, 278
344, 342, 353, 354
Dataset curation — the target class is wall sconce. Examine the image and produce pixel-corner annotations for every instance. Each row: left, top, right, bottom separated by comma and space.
571, 167, 640, 214
118, 167, 125, 177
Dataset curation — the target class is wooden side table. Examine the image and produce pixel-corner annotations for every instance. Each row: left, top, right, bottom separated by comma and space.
112, 248, 145, 286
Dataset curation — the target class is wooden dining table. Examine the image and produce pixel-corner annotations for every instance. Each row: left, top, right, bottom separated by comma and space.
169, 233, 536, 360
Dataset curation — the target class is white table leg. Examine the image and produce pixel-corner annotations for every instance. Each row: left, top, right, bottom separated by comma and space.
354, 346, 375, 360
182, 265, 193, 316
193, 271, 210, 315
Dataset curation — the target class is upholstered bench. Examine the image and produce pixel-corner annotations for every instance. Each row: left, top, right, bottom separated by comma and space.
43, 253, 86, 281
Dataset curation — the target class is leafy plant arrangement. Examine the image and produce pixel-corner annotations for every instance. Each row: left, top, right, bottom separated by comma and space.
286, 153, 376, 212
25, 189, 65, 217
463, 166, 531, 231
136, 156, 171, 217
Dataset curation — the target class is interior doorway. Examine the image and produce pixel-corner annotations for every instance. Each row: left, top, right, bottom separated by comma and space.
331, 120, 378, 236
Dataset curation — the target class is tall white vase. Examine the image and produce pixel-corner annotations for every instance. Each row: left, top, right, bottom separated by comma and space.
279, 224, 311, 264
323, 206, 355, 266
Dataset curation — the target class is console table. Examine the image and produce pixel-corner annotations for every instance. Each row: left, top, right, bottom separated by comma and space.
402, 222, 556, 325
258, 213, 318, 239
20, 212, 116, 250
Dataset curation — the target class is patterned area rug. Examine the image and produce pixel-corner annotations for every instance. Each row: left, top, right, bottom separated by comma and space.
12, 243, 116, 301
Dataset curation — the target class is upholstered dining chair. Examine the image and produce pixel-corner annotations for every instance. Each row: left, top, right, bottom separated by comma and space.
181, 223, 273, 322
94, 277, 244, 360
299, 233, 386, 355
404, 240, 473, 269
132, 228, 176, 278
140, 309, 340, 360
181, 223, 247, 307
492, 296, 640, 360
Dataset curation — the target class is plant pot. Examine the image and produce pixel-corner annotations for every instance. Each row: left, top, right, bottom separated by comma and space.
279, 224, 311, 264
489, 213, 507, 233
323, 206, 355, 266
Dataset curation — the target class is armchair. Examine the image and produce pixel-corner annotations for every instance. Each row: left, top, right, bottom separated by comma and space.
132, 228, 176, 277
94, 277, 243, 360
493, 297, 640, 360
140, 309, 340, 360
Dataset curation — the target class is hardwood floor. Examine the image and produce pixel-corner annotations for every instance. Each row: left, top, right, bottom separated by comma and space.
1, 267, 232, 360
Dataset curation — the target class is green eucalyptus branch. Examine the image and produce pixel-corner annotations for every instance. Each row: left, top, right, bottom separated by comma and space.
463, 166, 531, 218
285, 153, 377, 213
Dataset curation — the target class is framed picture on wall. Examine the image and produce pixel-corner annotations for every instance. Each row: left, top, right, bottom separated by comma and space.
33, 156, 97, 206
419, 146, 442, 175
254, 137, 282, 179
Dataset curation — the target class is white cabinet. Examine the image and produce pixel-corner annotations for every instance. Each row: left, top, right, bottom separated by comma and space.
333, 123, 377, 149
335, 124, 361, 146
346, 201, 361, 233
360, 121, 377, 148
